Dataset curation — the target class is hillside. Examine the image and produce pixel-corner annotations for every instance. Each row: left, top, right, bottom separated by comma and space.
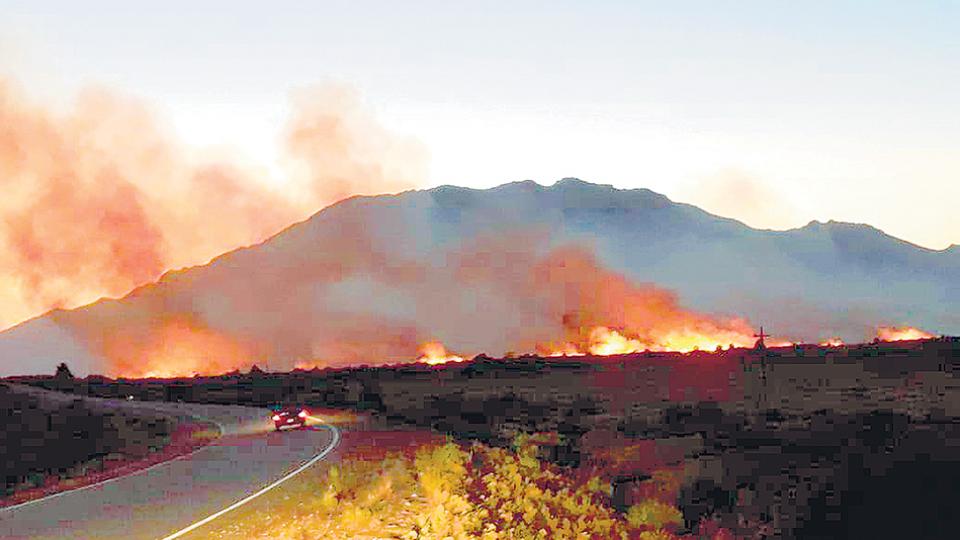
1, 178, 957, 376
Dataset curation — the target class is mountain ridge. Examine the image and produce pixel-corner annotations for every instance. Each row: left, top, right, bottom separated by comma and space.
1, 178, 956, 376
6, 179, 957, 326
96, 179, 959, 308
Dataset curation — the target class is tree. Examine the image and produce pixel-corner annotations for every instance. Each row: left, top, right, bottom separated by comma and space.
55, 362, 74, 380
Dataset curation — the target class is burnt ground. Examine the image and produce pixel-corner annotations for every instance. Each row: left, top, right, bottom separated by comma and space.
10, 337, 960, 538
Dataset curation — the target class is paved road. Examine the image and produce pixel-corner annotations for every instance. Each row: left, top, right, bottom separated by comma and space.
0, 403, 338, 540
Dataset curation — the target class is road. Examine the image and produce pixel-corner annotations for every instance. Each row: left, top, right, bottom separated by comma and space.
0, 403, 339, 540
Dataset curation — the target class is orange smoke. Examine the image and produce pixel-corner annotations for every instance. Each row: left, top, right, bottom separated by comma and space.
44, 225, 862, 378
0, 83, 167, 321
680, 169, 801, 231
416, 341, 466, 366
530, 247, 760, 355
0, 77, 425, 331
284, 84, 426, 204
876, 326, 935, 342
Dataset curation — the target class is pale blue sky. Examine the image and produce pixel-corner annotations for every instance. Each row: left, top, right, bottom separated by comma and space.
3, 1, 959, 248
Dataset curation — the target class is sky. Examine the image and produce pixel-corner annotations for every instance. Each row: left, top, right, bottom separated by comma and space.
2, 0, 958, 252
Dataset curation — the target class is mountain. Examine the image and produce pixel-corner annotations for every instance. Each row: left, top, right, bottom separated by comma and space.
1, 178, 957, 376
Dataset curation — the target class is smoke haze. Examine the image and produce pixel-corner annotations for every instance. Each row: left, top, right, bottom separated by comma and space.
0, 80, 953, 377
0, 78, 426, 330
57, 231, 763, 377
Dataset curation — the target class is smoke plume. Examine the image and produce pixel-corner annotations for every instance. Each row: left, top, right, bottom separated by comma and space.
0, 78, 426, 330
56, 227, 761, 377
679, 169, 801, 230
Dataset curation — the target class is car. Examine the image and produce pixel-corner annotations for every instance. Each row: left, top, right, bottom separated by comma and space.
272, 406, 309, 431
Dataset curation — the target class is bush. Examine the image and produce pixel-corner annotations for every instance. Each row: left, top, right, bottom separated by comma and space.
205, 436, 693, 539
626, 499, 683, 529
0, 384, 175, 494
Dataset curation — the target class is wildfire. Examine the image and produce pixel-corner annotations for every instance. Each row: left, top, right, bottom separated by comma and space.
820, 337, 845, 347
876, 326, 935, 342
546, 343, 586, 357
294, 361, 321, 370
104, 318, 250, 378
523, 247, 777, 357
416, 341, 466, 365
542, 325, 758, 356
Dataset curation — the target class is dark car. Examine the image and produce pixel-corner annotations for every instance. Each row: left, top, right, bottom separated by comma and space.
272, 406, 309, 431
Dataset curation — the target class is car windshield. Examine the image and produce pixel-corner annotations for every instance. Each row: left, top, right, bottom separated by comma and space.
277, 407, 302, 414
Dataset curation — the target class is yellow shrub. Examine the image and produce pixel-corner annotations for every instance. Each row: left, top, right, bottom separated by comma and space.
639, 529, 678, 540
199, 435, 689, 540
626, 499, 684, 529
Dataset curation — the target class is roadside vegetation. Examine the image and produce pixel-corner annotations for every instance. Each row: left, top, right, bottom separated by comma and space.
199, 431, 731, 540
0, 382, 216, 505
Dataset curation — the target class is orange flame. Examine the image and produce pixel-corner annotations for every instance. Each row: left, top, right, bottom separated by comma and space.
545, 343, 586, 357
294, 361, 321, 371
542, 325, 757, 356
819, 337, 845, 347
102, 318, 250, 378
876, 326, 935, 342
416, 341, 465, 365
524, 247, 770, 356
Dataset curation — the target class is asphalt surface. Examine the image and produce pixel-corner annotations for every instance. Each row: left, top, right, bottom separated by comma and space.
0, 403, 338, 540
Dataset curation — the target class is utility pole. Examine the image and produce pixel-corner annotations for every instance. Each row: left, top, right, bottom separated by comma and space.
753, 326, 769, 351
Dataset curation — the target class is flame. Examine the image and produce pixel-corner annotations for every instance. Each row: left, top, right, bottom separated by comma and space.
546, 343, 586, 357
103, 318, 250, 378
294, 361, 321, 370
542, 325, 758, 356
876, 326, 935, 341
524, 247, 770, 356
819, 337, 845, 347
416, 341, 465, 365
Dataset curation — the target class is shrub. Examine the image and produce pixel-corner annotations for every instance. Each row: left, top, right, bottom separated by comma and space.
208, 436, 694, 539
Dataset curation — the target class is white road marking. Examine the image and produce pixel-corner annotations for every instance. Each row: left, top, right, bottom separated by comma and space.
0, 419, 225, 513
158, 420, 341, 540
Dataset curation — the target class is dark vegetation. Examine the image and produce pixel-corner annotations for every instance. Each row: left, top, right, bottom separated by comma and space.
10, 337, 960, 537
0, 382, 176, 499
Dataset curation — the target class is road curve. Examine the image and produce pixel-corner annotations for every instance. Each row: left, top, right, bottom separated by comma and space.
0, 403, 339, 540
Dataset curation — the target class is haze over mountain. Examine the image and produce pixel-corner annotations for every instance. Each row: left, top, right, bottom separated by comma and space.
1, 178, 956, 377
